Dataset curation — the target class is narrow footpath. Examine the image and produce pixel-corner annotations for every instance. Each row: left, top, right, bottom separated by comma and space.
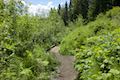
50, 46, 78, 80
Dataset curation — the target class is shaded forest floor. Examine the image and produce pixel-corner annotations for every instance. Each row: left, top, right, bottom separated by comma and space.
50, 46, 78, 80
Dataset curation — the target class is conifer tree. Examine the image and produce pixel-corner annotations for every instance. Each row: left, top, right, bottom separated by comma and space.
80, 0, 89, 19
69, 0, 74, 21
72, 0, 88, 20
63, 2, 69, 26
58, 4, 61, 15
88, 0, 112, 21
72, 0, 81, 20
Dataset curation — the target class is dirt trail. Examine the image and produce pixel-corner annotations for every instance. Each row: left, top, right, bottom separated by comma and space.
50, 46, 78, 80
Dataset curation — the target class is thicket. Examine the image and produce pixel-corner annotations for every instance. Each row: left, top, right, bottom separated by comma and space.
0, 0, 67, 79
58, 0, 120, 25
60, 7, 120, 55
60, 7, 120, 80
75, 28, 120, 80
1, 0, 120, 80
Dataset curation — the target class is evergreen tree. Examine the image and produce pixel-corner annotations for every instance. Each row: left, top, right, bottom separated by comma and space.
72, 0, 89, 20
58, 4, 61, 15
88, 0, 99, 21
80, 0, 89, 19
99, 0, 112, 12
69, 0, 72, 21
69, 0, 73, 21
72, 0, 81, 20
63, 2, 69, 26
88, 0, 112, 21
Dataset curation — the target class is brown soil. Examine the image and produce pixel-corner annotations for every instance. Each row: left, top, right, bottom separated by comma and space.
50, 46, 78, 80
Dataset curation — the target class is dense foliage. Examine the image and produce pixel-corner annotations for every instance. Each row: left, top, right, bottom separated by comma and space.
60, 7, 120, 55
75, 28, 120, 80
60, 7, 120, 80
58, 0, 120, 25
0, 0, 67, 79
0, 0, 120, 80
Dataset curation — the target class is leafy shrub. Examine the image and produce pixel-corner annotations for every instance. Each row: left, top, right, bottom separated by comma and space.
75, 28, 120, 80
60, 26, 92, 55
0, 1, 63, 80
0, 45, 57, 80
60, 7, 120, 55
